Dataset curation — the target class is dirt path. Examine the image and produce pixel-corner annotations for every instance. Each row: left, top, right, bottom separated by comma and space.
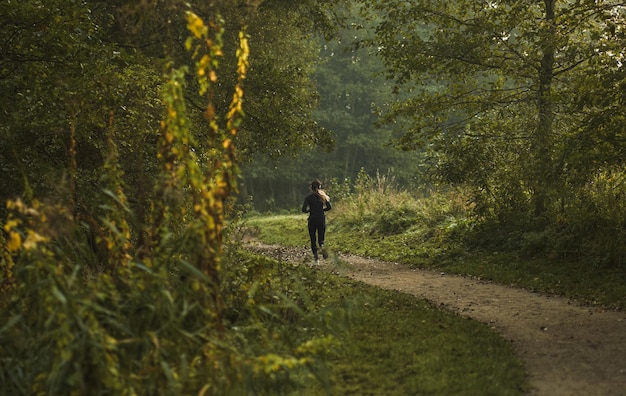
245, 241, 626, 396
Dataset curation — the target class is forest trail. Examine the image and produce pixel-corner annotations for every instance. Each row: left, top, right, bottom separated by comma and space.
245, 241, 626, 396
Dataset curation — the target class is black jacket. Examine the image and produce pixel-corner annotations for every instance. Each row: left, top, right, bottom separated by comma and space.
302, 193, 331, 219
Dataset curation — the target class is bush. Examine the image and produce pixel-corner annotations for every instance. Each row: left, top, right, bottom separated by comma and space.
0, 14, 333, 395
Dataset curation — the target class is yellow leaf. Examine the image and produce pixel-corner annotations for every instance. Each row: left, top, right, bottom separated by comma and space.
199, 54, 210, 68
3, 219, 19, 232
7, 231, 22, 252
186, 12, 206, 39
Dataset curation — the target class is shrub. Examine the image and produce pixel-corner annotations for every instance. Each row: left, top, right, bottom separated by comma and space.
0, 13, 332, 395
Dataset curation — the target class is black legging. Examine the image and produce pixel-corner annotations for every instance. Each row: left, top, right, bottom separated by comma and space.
308, 217, 326, 258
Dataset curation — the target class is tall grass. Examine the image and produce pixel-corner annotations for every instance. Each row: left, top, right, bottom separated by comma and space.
333, 171, 457, 234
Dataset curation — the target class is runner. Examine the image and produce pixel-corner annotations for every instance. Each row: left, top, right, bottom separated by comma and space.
301, 180, 331, 264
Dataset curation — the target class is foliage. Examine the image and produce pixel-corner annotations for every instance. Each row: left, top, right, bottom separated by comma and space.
235, 3, 329, 159
0, 0, 341, 222
0, 0, 118, 206
239, 4, 426, 211
357, 0, 626, 260
547, 166, 626, 266
0, 10, 335, 395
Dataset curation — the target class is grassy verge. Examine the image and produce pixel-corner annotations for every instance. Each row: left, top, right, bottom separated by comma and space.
317, 283, 526, 395
246, 211, 626, 309
240, 215, 527, 394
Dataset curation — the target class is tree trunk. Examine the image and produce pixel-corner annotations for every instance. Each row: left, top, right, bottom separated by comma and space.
533, 0, 557, 219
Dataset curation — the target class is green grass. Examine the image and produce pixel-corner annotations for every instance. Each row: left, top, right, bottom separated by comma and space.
246, 213, 626, 309
321, 284, 525, 395
241, 187, 626, 394
242, 215, 528, 395
246, 214, 306, 247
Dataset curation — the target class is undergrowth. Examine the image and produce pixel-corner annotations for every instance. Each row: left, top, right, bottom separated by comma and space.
0, 13, 340, 395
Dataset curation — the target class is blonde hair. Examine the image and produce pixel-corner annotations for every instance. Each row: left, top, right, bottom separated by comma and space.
317, 189, 330, 202
310, 180, 329, 202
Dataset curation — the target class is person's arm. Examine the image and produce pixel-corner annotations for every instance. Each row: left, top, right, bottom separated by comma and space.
302, 196, 310, 213
324, 200, 332, 211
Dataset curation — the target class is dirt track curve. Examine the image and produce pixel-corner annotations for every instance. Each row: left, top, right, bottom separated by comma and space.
245, 241, 626, 396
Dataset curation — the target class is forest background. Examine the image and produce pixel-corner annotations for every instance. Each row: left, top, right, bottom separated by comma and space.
3, 0, 626, 265
1, 0, 626, 394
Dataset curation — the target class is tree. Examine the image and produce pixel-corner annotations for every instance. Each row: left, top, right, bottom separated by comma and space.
239, 5, 426, 211
360, 0, 626, 227
0, 0, 166, 221
235, 2, 330, 158
0, 0, 347, 218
